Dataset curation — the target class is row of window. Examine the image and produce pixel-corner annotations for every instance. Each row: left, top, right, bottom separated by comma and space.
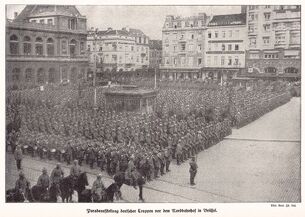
30, 18, 54, 25
165, 19, 205, 29
248, 12, 271, 22
8, 67, 85, 83
164, 43, 203, 52
208, 30, 240, 39
163, 31, 203, 43
208, 43, 240, 51
164, 56, 202, 66
88, 43, 149, 53
249, 53, 301, 59
100, 54, 148, 64
206, 55, 241, 66
9, 34, 85, 56
250, 67, 299, 74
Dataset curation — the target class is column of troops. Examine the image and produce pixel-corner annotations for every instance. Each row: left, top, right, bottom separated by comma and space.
6, 80, 292, 182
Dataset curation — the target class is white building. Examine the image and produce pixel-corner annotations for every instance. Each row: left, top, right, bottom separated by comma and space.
204, 13, 247, 83
160, 13, 209, 80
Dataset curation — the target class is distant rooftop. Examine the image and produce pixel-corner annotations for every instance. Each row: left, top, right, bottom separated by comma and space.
208, 13, 246, 27
15, 5, 85, 22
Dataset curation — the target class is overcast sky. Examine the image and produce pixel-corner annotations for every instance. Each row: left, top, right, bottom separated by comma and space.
6, 5, 241, 40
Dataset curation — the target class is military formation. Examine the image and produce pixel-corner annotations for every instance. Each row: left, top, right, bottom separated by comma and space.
7, 79, 293, 190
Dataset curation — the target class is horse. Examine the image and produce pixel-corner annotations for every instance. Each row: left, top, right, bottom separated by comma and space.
79, 183, 119, 203
114, 170, 146, 202
6, 188, 29, 202
73, 172, 89, 202
59, 175, 75, 202
29, 185, 49, 202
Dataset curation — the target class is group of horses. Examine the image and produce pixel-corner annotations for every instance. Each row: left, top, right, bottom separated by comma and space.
6, 171, 146, 203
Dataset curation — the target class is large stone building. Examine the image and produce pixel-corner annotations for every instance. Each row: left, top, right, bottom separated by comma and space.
6, 5, 88, 87
148, 40, 162, 69
204, 13, 247, 84
244, 5, 301, 80
87, 27, 149, 73
160, 13, 209, 80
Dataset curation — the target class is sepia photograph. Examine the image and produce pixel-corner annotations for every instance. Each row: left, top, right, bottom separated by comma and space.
4, 2, 301, 207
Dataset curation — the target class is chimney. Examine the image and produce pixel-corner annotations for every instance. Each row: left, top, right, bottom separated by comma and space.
14, 12, 18, 19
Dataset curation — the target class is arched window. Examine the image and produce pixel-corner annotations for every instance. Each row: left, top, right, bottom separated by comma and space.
70, 67, 77, 83
35, 37, 43, 56
37, 68, 45, 84
23, 36, 32, 55
264, 67, 277, 74
12, 68, 21, 82
48, 68, 56, 83
46, 38, 55, 56
25, 68, 33, 82
9, 35, 19, 55
284, 67, 298, 74
69, 39, 77, 57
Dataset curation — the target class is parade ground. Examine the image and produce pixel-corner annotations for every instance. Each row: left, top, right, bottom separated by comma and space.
5, 97, 301, 203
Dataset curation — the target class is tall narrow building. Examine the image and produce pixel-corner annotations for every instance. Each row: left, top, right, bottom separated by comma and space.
160, 13, 209, 80
204, 13, 247, 84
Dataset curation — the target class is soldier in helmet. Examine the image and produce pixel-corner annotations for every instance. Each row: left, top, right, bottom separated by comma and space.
14, 145, 23, 170
164, 147, 172, 172
189, 156, 198, 186
152, 151, 160, 178
176, 140, 182, 165
70, 159, 81, 181
50, 163, 64, 187
65, 143, 73, 165
37, 167, 50, 195
15, 171, 30, 199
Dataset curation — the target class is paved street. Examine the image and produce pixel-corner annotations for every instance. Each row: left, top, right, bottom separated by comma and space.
6, 97, 300, 202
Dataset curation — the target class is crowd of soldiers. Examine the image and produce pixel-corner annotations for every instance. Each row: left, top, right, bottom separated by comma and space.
7, 79, 292, 184
230, 81, 291, 128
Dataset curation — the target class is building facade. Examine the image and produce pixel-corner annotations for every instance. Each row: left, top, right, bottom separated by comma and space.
160, 13, 209, 80
87, 27, 149, 73
204, 13, 247, 83
245, 5, 301, 80
6, 5, 88, 87
148, 40, 162, 69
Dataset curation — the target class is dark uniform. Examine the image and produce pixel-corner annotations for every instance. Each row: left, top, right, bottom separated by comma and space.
189, 157, 198, 185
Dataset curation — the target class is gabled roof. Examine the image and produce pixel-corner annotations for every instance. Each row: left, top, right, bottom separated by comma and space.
208, 13, 246, 27
128, 28, 146, 36
15, 5, 84, 21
